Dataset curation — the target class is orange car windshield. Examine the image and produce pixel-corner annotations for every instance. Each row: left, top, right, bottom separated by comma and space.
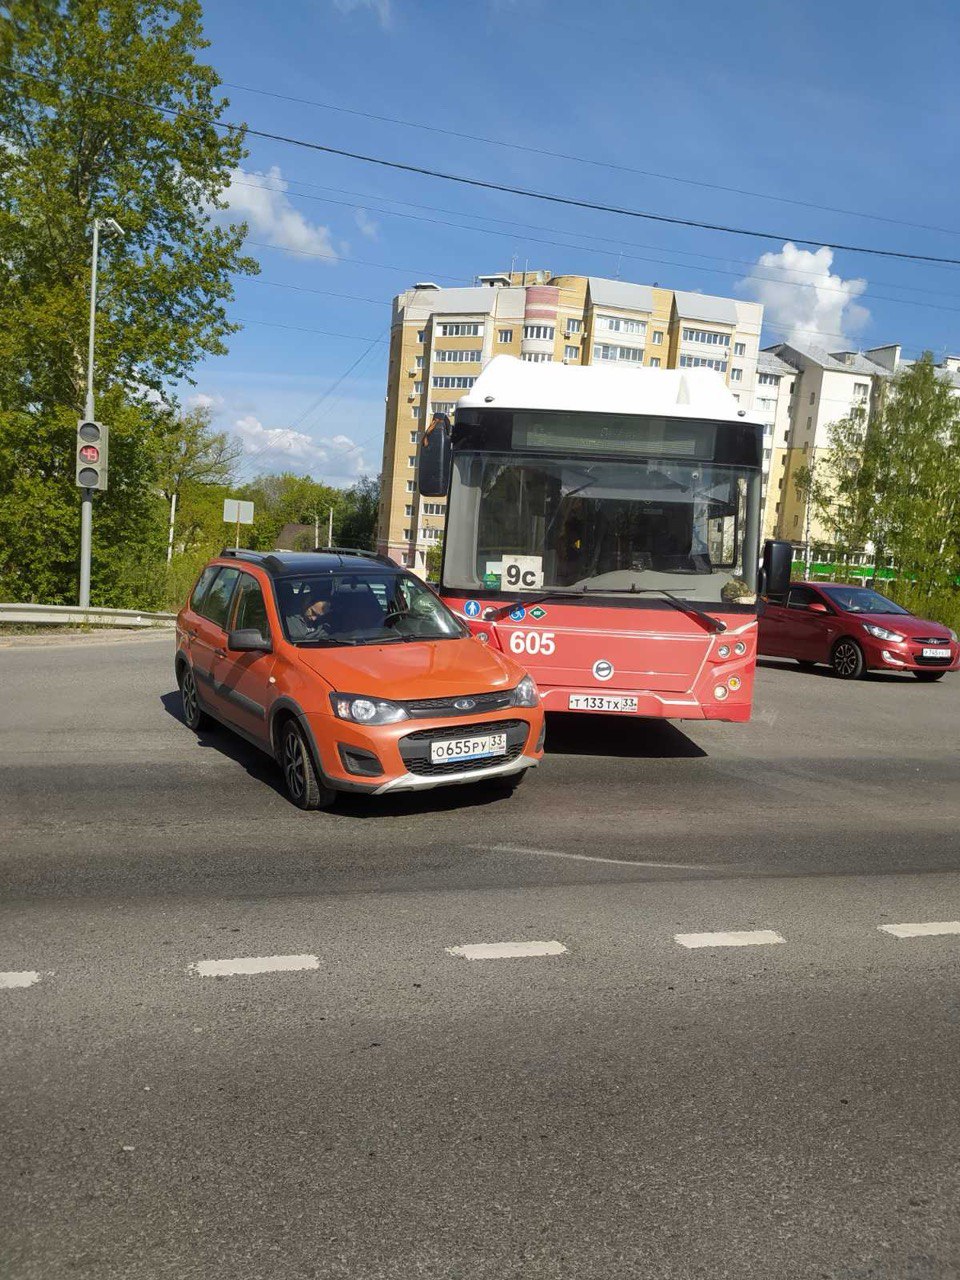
275, 573, 466, 647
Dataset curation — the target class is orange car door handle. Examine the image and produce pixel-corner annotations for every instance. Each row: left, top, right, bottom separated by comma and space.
214, 647, 226, 658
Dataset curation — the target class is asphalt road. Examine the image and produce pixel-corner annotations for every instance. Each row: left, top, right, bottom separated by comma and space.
2, 634, 960, 1279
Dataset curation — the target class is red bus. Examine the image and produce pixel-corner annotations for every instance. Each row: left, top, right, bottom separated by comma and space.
418, 356, 790, 721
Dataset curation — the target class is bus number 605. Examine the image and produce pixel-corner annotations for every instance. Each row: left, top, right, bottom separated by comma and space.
509, 631, 556, 656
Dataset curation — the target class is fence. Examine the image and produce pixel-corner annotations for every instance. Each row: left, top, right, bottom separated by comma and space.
0, 603, 176, 629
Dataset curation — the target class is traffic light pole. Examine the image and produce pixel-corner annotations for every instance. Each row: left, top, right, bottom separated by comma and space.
78, 220, 100, 608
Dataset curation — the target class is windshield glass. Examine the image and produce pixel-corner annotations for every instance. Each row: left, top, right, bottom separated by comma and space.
820, 586, 912, 615
275, 573, 466, 646
443, 453, 762, 604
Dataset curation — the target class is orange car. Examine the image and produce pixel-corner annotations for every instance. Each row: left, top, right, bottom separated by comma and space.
175, 549, 545, 808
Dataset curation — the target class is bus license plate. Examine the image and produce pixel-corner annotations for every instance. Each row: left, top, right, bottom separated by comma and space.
430, 732, 507, 763
568, 695, 639, 713
922, 647, 951, 658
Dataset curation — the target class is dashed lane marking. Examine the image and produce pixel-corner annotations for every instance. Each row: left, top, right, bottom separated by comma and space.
675, 930, 786, 949
446, 941, 568, 961
477, 844, 710, 870
879, 921, 960, 939
0, 970, 43, 989
190, 954, 320, 977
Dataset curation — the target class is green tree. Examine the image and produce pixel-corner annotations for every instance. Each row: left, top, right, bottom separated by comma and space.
337, 475, 381, 550
155, 406, 241, 558
425, 539, 443, 582
0, 0, 257, 602
239, 473, 345, 551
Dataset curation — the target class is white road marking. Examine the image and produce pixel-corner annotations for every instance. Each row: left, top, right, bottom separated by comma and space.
675, 930, 785, 949
879, 921, 960, 939
190, 954, 320, 977
476, 844, 709, 870
0, 970, 42, 989
446, 940, 567, 961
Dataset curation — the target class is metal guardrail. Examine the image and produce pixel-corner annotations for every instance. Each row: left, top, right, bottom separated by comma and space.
0, 603, 176, 629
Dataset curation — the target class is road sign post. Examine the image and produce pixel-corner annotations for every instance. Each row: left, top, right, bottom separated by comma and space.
223, 499, 254, 548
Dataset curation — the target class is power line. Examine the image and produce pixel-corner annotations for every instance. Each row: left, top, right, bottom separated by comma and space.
9, 67, 960, 268
218, 77, 960, 240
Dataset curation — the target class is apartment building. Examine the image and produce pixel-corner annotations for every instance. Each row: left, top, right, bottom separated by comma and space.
376, 271, 765, 571
754, 350, 795, 540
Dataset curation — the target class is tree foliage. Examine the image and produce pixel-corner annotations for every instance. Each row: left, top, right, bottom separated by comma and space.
795, 356, 960, 617
0, 0, 257, 604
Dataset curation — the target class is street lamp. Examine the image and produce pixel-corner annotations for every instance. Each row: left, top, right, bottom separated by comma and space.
78, 216, 124, 607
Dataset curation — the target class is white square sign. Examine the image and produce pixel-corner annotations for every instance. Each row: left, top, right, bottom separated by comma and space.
223, 499, 254, 525
501, 554, 544, 590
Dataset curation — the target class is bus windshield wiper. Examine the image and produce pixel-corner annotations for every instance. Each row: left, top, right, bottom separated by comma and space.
582, 586, 727, 633
490, 589, 586, 620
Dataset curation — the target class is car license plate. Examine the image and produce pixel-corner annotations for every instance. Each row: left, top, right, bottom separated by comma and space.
922, 647, 951, 659
568, 695, 639, 713
430, 732, 507, 763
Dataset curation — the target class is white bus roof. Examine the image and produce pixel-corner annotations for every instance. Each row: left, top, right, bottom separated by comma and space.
458, 355, 761, 425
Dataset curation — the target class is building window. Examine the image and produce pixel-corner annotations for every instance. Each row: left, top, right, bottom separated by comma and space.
595, 343, 644, 364
523, 324, 555, 341
435, 349, 482, 363
432, 375, 476, 389
564, 345, 579, 360
679, 355, 728, 372
408, 456, 417, 468
409, 431, 418, 443
431, 401, 455, 416
730, 367, 743, 382
438, 322, 480, 337
809, 391, 815, 405
758, 372, 779, 386
415, 355, 424, 369
498, 328, 513, 343
853, 381, 869, 400
406, 480, 415, 492
422, 501, 445, 515
411, 406, 420, 418
413, 380, 423, 393
404, 505, 412, 517
403, 528, 413, 540
598, 314, 647, 336
758, 397, 776, 412
416, 330, 425, 342
521, 352, 552, 362
682, 328, 730, 346
565, 318, 582, 333
649, 357, 661, 368
734, 342, 746, 356
651, 331, 663, 345
419, 526, 441, 542
806, 416, 812, 429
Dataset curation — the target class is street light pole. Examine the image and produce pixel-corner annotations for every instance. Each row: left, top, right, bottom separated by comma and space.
78, 217, 123, 608
78, 218, 101, 608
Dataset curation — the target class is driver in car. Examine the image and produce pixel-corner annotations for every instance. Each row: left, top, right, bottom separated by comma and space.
285, 586, 332, 640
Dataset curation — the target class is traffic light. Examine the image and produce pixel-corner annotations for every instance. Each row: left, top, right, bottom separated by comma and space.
76, 420, 108, 490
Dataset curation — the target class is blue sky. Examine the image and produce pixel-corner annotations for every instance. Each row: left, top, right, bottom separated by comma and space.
188, 0, 960, 486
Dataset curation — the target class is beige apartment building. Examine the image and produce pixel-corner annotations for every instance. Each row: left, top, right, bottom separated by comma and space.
376, 270, 765, 571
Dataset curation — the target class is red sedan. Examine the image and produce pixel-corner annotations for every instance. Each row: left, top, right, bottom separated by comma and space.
759, 582, 960, 681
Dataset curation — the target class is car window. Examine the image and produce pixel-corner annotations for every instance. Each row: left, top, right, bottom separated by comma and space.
189, 564, 219, 613
198, 567, 241, 630
786, 587, 817, 610
231, 573, 271, 637
275, 572, 466, 646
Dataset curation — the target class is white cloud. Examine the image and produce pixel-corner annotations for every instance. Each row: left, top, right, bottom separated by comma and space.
332, 0, 391, 26
233, 415, 366, 480
187, 392, 225, 412
738, 242, 870, 350
353, 208, 379, 240
220, 166, 338, 259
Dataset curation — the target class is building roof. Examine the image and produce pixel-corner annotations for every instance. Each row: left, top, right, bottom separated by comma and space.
829, 350, 890, 376
587, 278, 654, 313
673, 290, 738, 325
404, 285, 501, 315
756, 350, 794, 376
764, 341, 887, 376
458, 355, 760, 423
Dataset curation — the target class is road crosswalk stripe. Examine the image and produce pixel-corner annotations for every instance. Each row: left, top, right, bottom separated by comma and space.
675, 930, 785, 949
189, 954, 320, 977
446, 941, 567, 960
0, 970, 43, 989
878, 921, 960, 939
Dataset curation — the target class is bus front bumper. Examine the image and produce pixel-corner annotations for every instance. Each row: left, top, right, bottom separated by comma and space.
538, 686, 752, 721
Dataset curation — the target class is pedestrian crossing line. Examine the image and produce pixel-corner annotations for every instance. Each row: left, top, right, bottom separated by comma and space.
446, 941, 568, 961
189, 954, 320, 978
0, 970, 43, 990
878, 921, 960, 939
675, 930, 786, 949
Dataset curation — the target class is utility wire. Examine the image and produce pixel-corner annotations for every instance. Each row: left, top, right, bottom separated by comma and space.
9, 67, 960, 267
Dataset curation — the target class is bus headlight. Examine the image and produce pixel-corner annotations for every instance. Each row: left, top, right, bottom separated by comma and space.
734, 641, 747, 655
728, 676, 742, 691
717, 644, 730, 659
714, 685, 729, 700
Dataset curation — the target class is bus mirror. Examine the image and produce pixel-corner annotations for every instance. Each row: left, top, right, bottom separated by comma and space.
418, 414, 452, 497
759, 539, 793, 599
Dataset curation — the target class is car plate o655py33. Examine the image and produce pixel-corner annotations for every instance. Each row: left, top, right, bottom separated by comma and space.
430, 733, 507, 763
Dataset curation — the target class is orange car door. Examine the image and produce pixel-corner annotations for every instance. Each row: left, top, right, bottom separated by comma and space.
209, 570, 277, 745
190, 565, 241, 720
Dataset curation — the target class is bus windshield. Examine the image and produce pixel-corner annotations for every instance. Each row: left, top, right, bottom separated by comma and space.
443, 453, 762, 603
